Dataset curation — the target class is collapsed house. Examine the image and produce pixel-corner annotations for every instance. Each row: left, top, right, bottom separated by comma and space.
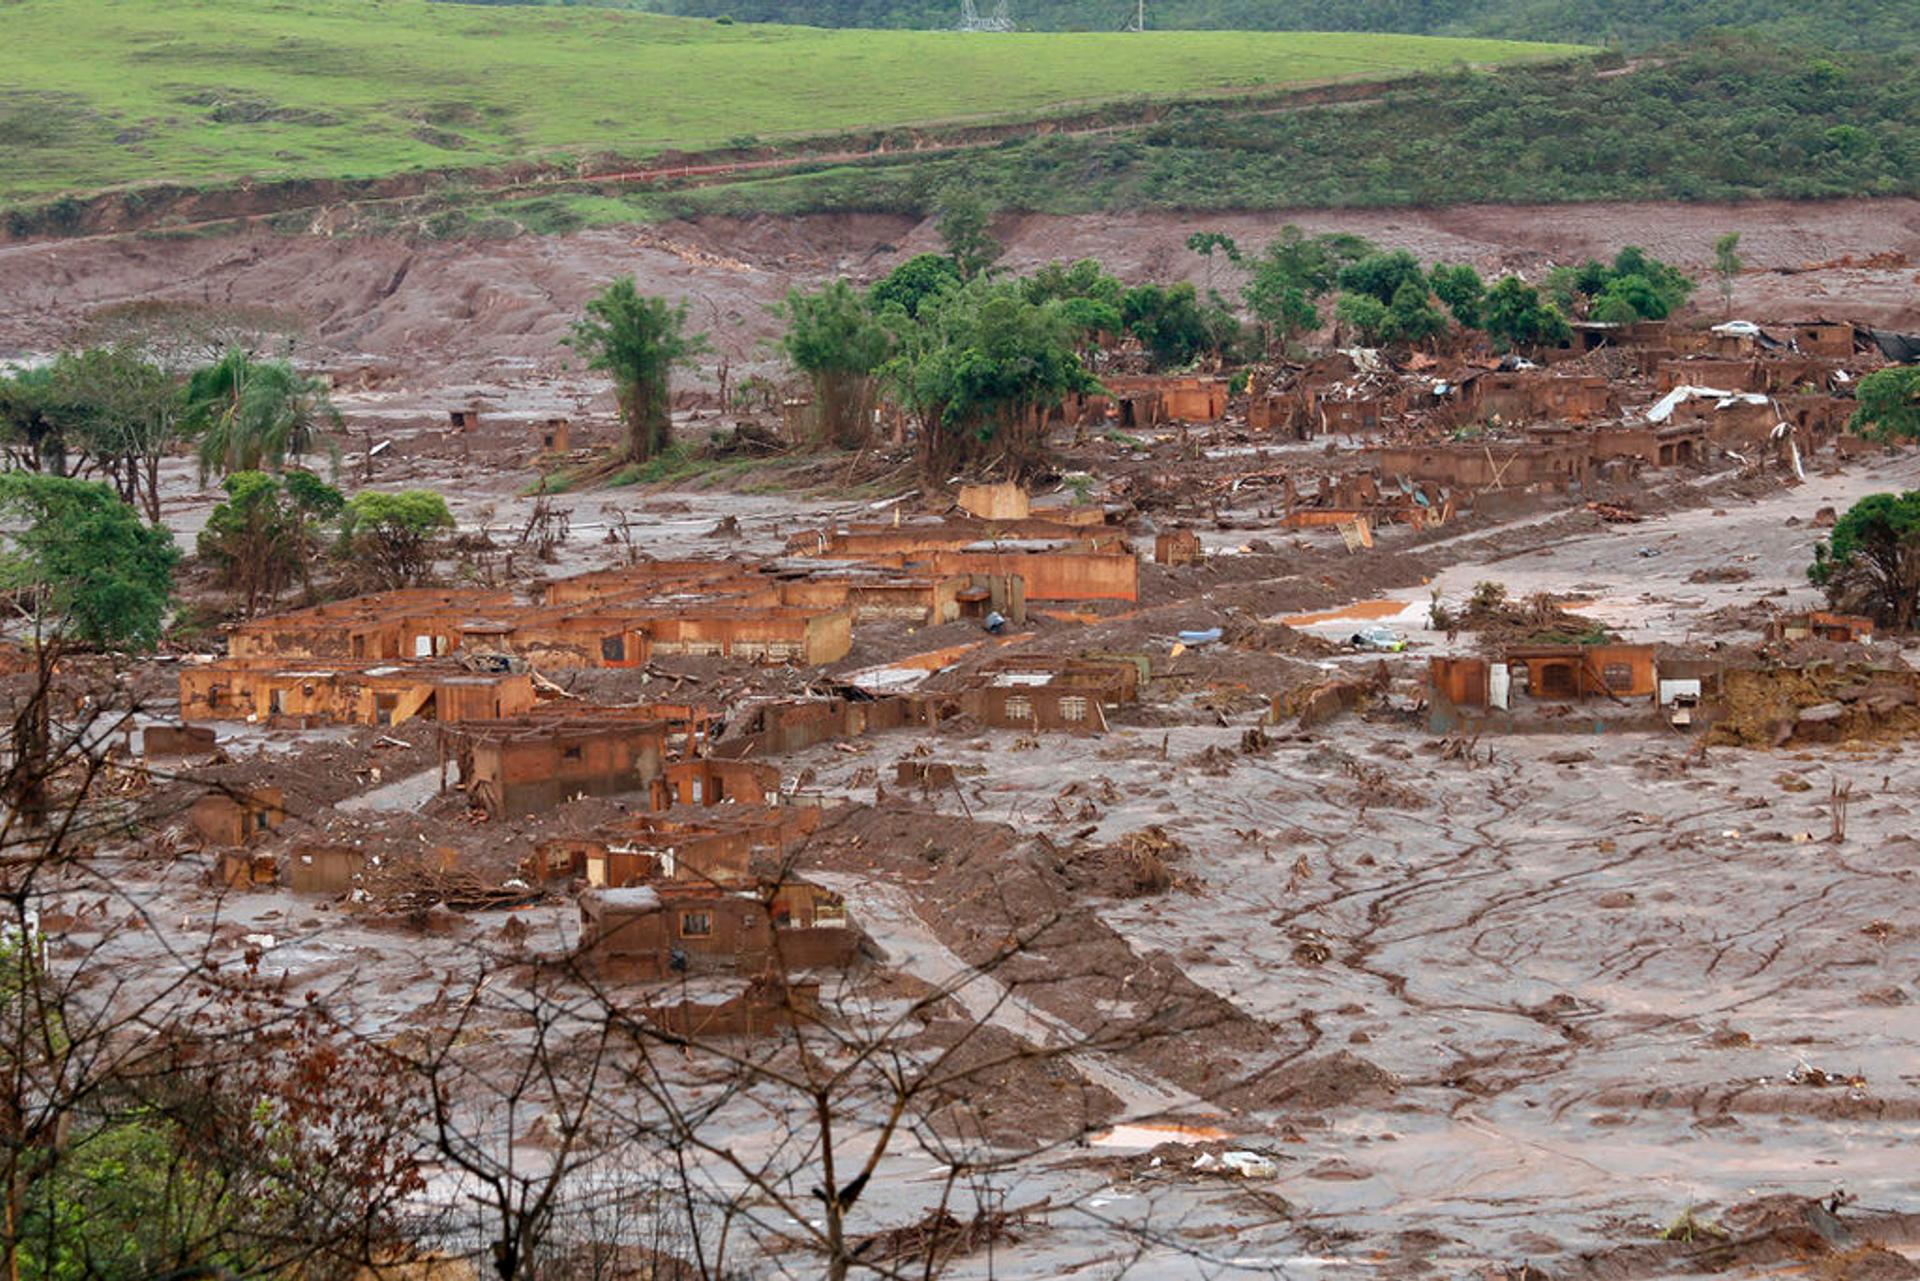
438, 709, 693, 818
961, 654, 1144, 732
1427, 641, 1920, 743
792, 518, 1138, 603
575, 879, 860, 980
189, 786, 286, 847
529, 805, 821, 889
179, 659, 535, 727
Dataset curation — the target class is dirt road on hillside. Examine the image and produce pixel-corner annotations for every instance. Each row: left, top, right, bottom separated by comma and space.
4, 200, 1916, 389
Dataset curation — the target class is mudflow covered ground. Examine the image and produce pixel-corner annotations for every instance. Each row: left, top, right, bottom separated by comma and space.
4, 198, 1919, 394
9, 203, 1920, 1279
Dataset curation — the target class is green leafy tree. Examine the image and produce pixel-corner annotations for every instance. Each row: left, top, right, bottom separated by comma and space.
1385, 280, 1446, 348
779, 281, 891, 449
1021, 258, 1124, 309
1551, 247, 1695, 323
183, 351, 339, 481
1242, 226, 1373, 350
1336, 249, 1427, 305
1713, 232, 1743, 317
1429, 263, 1485, 330
1057, 295, 1124, 363
869, 253, 960, 320
1184, 230, 1241, 290
46, 346, 184, 522
1482, 276, 1572, 350
564, 279, 709, 463
1593, 272, 1673, 322
1334, 292, 1391, 346
1846, 367, 1920, 442
0, 367, 76, 477
1022, 260, 1125, 360
1121, 282, 1216, 370
339, 489, 455, 590
882, 278, 1096, 476
934, 187, 1000, 281
198, 470, 345, 615
0, 473, 176, 652
1809, 490, 1920, 629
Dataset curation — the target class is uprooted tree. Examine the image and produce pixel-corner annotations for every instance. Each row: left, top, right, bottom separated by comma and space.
564, 279, 710, 464
1810, 489, 1920, 630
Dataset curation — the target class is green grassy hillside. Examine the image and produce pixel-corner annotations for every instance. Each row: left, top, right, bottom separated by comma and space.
0, 0, 1581, 201
457, 0, 1919, 53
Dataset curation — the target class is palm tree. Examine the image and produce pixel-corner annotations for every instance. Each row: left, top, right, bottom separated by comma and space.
186, 350, 340, 480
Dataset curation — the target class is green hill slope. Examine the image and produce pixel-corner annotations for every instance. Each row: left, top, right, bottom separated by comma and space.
454, 0, 1918, 52
0, 0, 1580, 200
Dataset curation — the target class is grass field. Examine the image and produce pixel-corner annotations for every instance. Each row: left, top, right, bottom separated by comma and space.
0, 0, 1583, 201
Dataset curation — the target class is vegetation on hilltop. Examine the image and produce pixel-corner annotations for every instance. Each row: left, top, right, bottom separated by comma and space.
627, 40, 1917, 220
451, 0, 1919, 52
0, 0, 1576, 202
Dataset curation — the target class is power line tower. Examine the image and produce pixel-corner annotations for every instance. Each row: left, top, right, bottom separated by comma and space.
956, 0, 1014, 31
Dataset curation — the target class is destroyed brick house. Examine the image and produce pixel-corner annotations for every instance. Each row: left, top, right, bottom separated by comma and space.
1368, 440, 1592, 491
575, 879, 859, 980
959, 654, 1144, 732
1452, 371, 1620, 424
1419, 643, 1916, 739
1769, 612, 1875, 645
653, 758, 783, 810
179, 659, 534, 727
1038, 375, 1230, 429
1426, 645, 1667, 732
529, 805, 821, 889
190, 786, 286, 847
792, 519, 1139, 603
439, 710, 679, 818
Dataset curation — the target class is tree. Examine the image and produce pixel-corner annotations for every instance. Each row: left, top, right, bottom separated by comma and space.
882, 278, 1096, 476
780, 281, 891, 449
1713, 232, 1743, 316
1549, 246, 1695, 323
1242, 225, 1373, 350
1336, 249, 1427, 305
340, 489, 455, 590
1846, 367, 1920, 442
1385, 280, 1446, 348
1184, 230, 1240, 291
563, 279, 709, 464
184, 351, 340, 481
198, 470, 345, 616
1121, 282, 1213, 371
1482, 276, 1572, 350
934, 187, 1000, 281
1334, 291, 1391, 346
46, 346, 185, 522
0, 474, 176, 652
1021, 258, 1124, 310
0, 663, 425, 1276
1809, 490, 1920, 629
0, 475, 175, 826
0, 368, 76, 477
1429, 263, 1485, 330
869, 253, 960, 320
